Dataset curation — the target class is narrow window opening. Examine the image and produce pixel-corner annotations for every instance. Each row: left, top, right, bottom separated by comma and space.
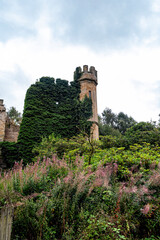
89, 91, 91, 98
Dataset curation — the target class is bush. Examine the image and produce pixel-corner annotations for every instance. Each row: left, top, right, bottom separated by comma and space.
0, 142, 20, 168
125, 122, 160, 146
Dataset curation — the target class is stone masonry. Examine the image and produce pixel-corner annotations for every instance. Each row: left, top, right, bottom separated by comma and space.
75, 65, 99, 140
0, 100, 7, 142
0, 100, 19, 143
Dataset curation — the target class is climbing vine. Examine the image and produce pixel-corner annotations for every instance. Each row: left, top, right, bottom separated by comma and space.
18, 71, 92, 163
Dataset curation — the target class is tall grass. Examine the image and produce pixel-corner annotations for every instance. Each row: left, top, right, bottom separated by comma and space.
0, 155, 69, 205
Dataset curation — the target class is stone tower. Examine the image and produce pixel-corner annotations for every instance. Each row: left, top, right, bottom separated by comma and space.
0, 99, 7, 142
75, 65, 99, 139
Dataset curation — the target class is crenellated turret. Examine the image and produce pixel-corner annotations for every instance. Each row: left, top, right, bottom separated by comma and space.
78, 65, 98, 85
75, 65, 99, 140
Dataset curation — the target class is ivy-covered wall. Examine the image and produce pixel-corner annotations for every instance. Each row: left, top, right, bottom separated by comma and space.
18, 71, 92, 163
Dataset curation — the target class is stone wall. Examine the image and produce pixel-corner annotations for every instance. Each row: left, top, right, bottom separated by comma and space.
4, 119, 19, 142
0, 100, 19, 143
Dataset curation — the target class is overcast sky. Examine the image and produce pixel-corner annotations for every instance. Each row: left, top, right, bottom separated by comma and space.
1, 0, 160, 122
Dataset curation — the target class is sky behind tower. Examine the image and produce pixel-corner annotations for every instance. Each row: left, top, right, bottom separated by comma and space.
1, 0, 160, 122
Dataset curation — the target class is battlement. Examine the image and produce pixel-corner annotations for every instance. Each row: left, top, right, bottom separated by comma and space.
82, 65, 97, 77
75, 65, 98, 85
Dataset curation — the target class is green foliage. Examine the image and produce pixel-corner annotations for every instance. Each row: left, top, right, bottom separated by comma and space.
79, 214, 126, 240
1, 146, 160, 239
7, 106, 22, 125
91, 142, 160, 180
4, 69, 160, 239
33, 133, 100, 165
99, 117, 121, 136
100, 135, 127, 148
0, 142, 20, 168
125, 122, 160, 146
100, 107, 136, 135
18, 76, 92, 163
99, 117, 160, 149
12, 196, 57, 240
102, 107, 117, 128
117, 111, 136, 134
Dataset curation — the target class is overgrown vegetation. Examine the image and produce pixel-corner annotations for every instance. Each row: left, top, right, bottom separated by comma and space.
1, 141, 160, 239
18, 71, 92, 163
2, 71, 160, 239
2, 109, 160, 239
0, 142, 20, 168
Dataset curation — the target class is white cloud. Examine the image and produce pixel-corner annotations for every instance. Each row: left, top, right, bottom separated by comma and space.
1, 28, 160, 122
96, 47, 160, 121
1, 0, 160, 123
152, 0, 160, 12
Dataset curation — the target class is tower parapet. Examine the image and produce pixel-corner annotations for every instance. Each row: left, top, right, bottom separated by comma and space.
78, 65, 98, 85
75, 65, 99, 140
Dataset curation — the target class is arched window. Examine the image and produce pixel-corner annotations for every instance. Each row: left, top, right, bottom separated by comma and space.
89, 91, 91, 98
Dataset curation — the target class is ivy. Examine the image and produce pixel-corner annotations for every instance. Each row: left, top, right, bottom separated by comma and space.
0, 142, 20, 168
18, 74, 92, 163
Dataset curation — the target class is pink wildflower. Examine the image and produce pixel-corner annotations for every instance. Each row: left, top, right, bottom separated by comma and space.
124, 186, 138, 194
113, 162, 118, 173
141, 203, 151, 215
149, 171, 160, 186
103, 177, 109, 188
158, 162, 160, 169
63, 172, 73, 184
149, 162, 156, 170
141, 185, 149, 194
119, 183, 126, 194
94, 178, 103, 187
41, 165, 47, 175
88, 186, 94, 195
95, 166, 105, 178
45, 158, 50, 166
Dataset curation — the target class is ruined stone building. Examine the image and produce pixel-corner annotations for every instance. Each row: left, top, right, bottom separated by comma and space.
0, 65, 99, 143
0, 99, 19, 143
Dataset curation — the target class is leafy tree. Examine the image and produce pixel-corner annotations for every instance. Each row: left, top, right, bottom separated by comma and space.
99, 122, 121, 137
7, 107, 22, 125
116, 112, 136, 134
102, 107, 117, 127
100, 107, 136, 136
125, 121, 160, 145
